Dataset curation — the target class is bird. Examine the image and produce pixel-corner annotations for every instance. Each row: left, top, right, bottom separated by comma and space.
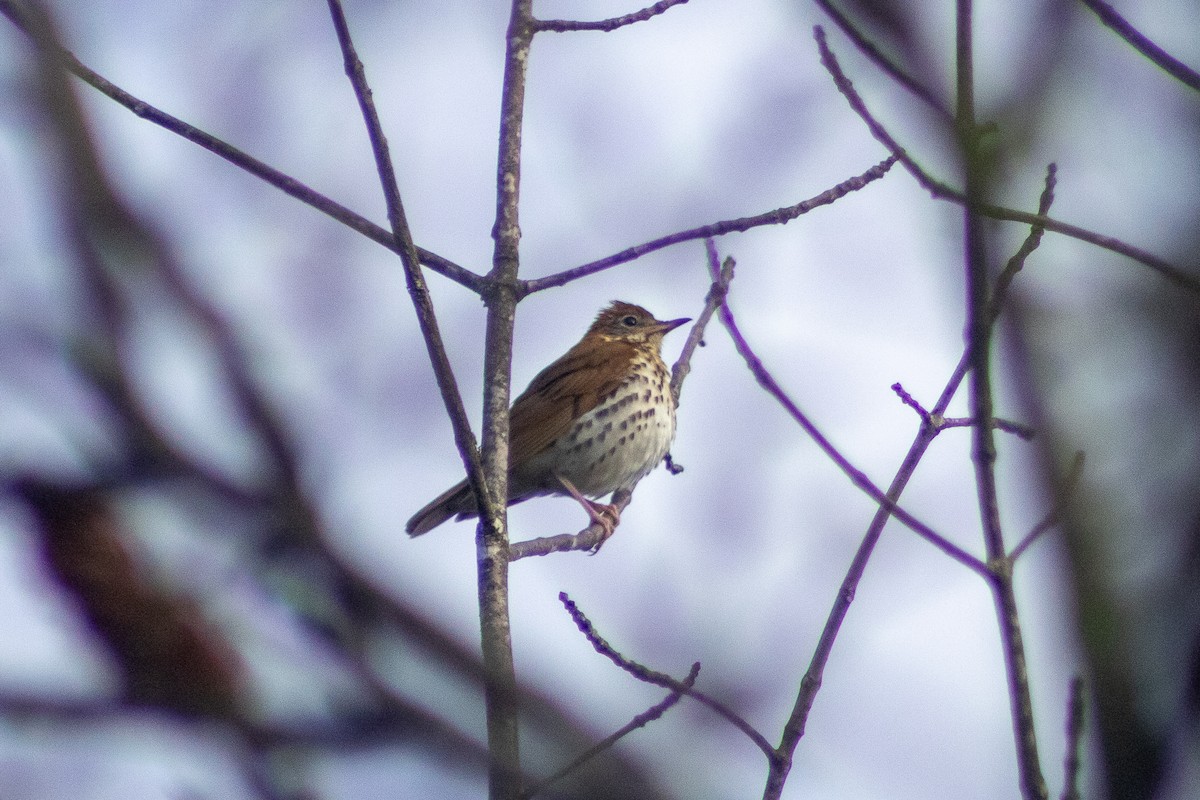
406, 301, 690, 540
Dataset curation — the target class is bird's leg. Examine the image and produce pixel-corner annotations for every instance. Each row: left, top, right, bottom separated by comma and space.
556, 475, 621, 544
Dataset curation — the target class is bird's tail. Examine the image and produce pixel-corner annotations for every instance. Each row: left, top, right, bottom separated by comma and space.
406, 480, 475, 536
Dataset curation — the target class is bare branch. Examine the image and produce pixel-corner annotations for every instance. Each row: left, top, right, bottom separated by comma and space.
938, 416, 1037, 441
1061, 677, 1086, 800
1010, 452, 1085, 562
1079, 0, 1200, 91
559, 593, 777, 760
522, 157, 896, 294
326, 0, 490, 525
956, 3, 1047, 795
767, 158, 1058, 790
713, 253, 989, 577
0, 0, 482, 291
535, 0, 690, 32
891, 381, 932, 424
989, 164, 1057, 321
521, 663, 699, 799
814, 25, 1200, 296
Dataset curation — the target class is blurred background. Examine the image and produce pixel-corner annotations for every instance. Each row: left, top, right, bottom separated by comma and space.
1, 1, 1198, 798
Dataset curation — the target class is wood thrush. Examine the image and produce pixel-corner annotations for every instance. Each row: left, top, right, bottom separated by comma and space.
406, 301, 690, 539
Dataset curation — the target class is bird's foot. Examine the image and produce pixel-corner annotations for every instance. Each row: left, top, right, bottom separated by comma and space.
556, 476, 621, 553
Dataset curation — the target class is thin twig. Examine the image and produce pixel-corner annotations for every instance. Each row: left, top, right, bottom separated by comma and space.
1079, 0, 1200, 91
559, 593, 777, 760
989, 164, 1057, 320
891, 382, 932, 424
813, 25, 1200, 296
522, 157, 896, 294
326, 0, 490, 522
521, 662, 700, 799
939, 416, 1037, 440
535, 0, 689, 32
508, 251, 734, 560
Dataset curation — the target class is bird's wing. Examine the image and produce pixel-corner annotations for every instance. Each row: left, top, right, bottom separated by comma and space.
507, 341, 633, 466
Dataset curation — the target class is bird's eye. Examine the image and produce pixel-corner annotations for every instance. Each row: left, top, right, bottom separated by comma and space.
622, 315, 639, 327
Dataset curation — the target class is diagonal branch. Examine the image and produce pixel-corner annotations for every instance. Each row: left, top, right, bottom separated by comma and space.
521, 663, 700, 799
813, 25, 1200, 296
765, 158, 1059, 798
0, 0, 482, 292
812, 0, 951, 118
712, 252, 989, 577
522, 157, 896, 294
325, 0, 490, 533
559, 593, 777, 761
1079, 0, 1200, 91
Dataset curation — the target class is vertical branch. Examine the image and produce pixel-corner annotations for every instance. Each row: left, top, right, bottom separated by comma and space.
478, 2, 535, 797
956, 2, 1047, 799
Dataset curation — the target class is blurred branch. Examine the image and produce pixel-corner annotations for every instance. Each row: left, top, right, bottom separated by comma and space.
522, 156, 896, 294
814, 25, 1200, 296
5, 5, 661, 796
1010, 451, 1085, 563
1061, 677, 1086, 800
522, 660, 699, 799
1079, 0, 1200, 91
559, 593, 777, 760
507, 246, 733, 560
812, 0, 951, 118
0, 0, 483, 291
18, 482, 243, 717
535, 0, 690, 32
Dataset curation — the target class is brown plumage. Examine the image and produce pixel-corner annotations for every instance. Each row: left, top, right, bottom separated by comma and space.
406, 301, 689, 537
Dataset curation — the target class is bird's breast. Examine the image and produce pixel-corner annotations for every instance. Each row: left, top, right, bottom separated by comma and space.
537, 356, 675, 497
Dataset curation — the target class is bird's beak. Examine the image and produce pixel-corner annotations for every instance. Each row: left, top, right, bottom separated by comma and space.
655, 317, 691, 335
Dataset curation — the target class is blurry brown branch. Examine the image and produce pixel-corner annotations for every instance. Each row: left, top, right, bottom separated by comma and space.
19, 482, 243, 717
507, 247, 735, 560
535, 0, 689, 32
0, 0, 482, 291
1079, 0, 1200, 91
3, 5, 666, 797
522, 156, 896, 294
814, 25, 1200, 296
